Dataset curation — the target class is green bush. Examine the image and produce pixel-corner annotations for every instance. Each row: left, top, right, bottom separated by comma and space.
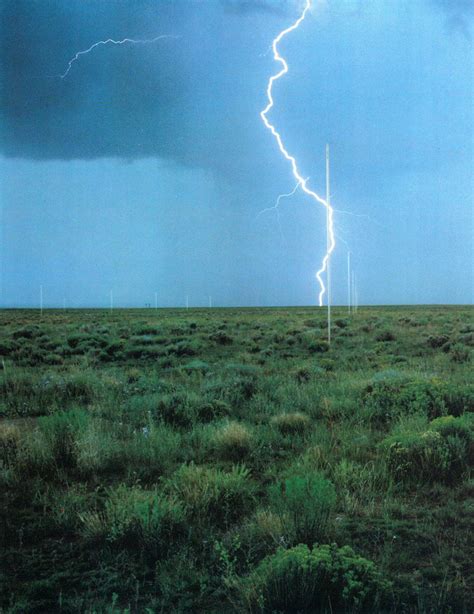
75, 420, 120, 475
361, 371, 472, 423
0, 422, 20, 468
375, 330, 396, 342
154, 392, 196, 427
79, 484, 184, 550
204, 371, 258, 408
270, 412, 311, 435
381, 414, 474, 483
167, 463, 255, 529
269, 473, 336, 545
37, 408, 90, 468
213, 421, 253, 462
300, 333, 329, 353
124, 423, 183, 480
240, 543, 391, 613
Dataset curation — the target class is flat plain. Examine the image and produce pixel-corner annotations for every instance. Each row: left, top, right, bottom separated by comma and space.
1, 305, 473, 612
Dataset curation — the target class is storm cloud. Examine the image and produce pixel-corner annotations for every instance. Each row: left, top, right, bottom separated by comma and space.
0, 0, 277, 179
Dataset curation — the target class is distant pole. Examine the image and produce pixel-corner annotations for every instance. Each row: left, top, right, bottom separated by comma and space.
326, 144, 331, 344
209, 295, 212, 308
351, 271, 355, 315
63, 298, 66, 311
154, 292, 158, 310
347, 252, 351, 315
186, 295, 189, 310
40, 285, 43, 316
110, 290, 113, 313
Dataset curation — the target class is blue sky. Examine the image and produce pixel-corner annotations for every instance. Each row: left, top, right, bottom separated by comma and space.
1, 0, 472, 307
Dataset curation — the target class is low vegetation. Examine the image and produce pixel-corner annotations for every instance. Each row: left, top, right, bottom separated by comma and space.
0, 305, 472, 612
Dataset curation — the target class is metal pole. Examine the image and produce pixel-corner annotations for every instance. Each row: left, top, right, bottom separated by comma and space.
110, 290, 113, 313
186, 295, 189, 310
154, 292, 158, 310
209, 295, 212, 308
347, 251, 351, 315
40, 285, 43, 316
326, 144, 331, 344
351, 271, 355, 315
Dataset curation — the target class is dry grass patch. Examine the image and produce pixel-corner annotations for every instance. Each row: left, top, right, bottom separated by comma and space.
270, 412, 311, 435
213, 421, 253, 461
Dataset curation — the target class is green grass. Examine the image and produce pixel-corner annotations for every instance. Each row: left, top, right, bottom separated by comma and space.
0, 305, 473, 612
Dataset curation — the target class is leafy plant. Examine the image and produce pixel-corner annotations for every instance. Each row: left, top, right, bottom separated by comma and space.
239, 543, 391, 612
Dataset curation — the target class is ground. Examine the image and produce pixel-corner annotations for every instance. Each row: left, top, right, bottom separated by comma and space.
0, 305, 473, 612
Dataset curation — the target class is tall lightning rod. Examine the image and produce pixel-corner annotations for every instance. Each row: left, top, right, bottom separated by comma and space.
351, 271, 355, 315
260, 0, 336, 308
326, 144, 331, 344
347, 251, 351, 314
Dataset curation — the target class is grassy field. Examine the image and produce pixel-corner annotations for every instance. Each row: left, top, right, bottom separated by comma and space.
0, 305, 473, 613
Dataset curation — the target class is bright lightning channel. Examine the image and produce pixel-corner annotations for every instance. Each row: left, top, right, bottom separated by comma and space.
260, 0, 335, 307
58, 35, 178, 79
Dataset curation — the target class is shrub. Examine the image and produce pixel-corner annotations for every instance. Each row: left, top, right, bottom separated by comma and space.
240, 543, 391, 612
300, 333, 329, 353
362, 371, 454, 423
381, 414, 474, 483
204, 371, 258, 408
235, 510, 288, 560
195, 399, 231, 423
16, 427, 55, 475
125, 367, 141, 383
270, 412, 311, 435
37, 408, 89, 468
376, 330, 396, 342
167, 463, 255, 528
213, 421, 253, 462
154, 392, 196, 427
450, 344, 471, 364
332, 459, 389, 515
0, 422, 20, 468
79, 484, 184, 550
209, 331, 233, 345
124, 423, 183, 480
75, 420, 121, 476
268, 473, 336, 545
182, 359, 210, 374
426, 334, 449, 348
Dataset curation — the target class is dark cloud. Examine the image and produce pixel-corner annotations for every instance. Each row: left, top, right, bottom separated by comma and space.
222, 0, 290, 16
0, 0, 274, 180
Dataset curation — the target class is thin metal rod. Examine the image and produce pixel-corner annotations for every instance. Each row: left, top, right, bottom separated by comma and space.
110, 290, 113, 313
351, 271, 355, 315
40, 285, 43, 316
347, 251, 351, 315
326, 144, 331, 344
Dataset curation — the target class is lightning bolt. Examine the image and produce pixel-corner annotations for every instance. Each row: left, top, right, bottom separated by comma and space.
256, 181, 300, 243
260, 0, 335, 307
57, 35, 178, 79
